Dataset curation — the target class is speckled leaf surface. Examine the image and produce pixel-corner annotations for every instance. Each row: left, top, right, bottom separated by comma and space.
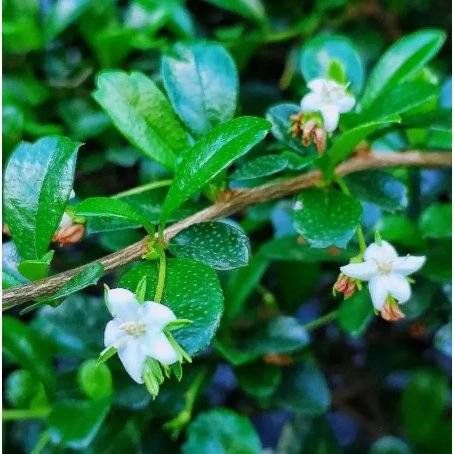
292, 188, 362, 248
183, 408, 262, 454
168, 222, 250, 270
119, 258, 224, 355
345, 170, 408, 212
162, 42, 238, 138
93, 71, 189, 171
3, 136, 80, 260
230, 154, 288, 180
160, 116, 270, 223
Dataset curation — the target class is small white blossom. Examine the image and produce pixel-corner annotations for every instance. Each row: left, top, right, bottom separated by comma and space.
340, 241, 426, 310
58, 190, 76, 229
300, 78, 355, 132
104, 288, 178, 383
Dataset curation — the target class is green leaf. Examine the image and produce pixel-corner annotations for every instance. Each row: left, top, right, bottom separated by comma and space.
3, 136, 80, 260
162, 41, 238, 138
231, 154, 289, 180
235, 363, 282, 398
77, 359, 113, 400
3, 316, 55, 395
344, 170, 408, 212
376, 215, 425, 250
93, 71, 189, 170
360, 29, 446, 109
338, 289, 374, 337
119, 259, 224, 356
419, 204, 452, 238
17, 250, 54, 281
201, 0, 267, 24
266, 103, 316, 155
183, 408, 262, 454
292, 188, 362, 248
160, 116, 270, 223
3, 241, 28, 289
401, 369, 448, 444
5, 369, 47, 409
276, 363, 330, 415
300, 35, 364, 94
48, 399, 111, 449
168, 222, 250, 270
369, 436, 411, 454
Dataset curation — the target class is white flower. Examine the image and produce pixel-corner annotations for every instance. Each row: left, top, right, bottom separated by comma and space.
104, 288, 178, 383
300, 78, 355, 132
58, 190, 77, 229
340, 241, 426, 311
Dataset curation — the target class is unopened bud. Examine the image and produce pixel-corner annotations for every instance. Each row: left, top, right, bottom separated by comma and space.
333, 273, 357, 299
263, 353, 294, 366
53, 224, 85, 246
380, 300, 405, 322
312, 126, 326, 153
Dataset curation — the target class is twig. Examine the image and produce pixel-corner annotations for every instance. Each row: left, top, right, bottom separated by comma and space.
2, 151, 451, 310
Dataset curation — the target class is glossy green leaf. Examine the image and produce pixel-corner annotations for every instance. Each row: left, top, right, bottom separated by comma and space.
160, 116, 270, 223
48, 399, 111, 449
338, 289, 374, 337
235, 363, 282, 398
293, 188, 362, 248
183, 408, 262, 454
276, 363, 331, 415
2, 241, 28, 289
3, 316, 55, 395
17, 250, 54, 281
3, 136, 80, 260
266, 103, 316, 154
401, 369, 448, 443
419, 203, 451, 238
231, 154, 288, 180
344, 170, 408, 212
369, 437, 411, 454
360, 29, 446, 108
93, 71, 189, 170
162, 41, 238, 138
300, 35, 364, 94
119, 259, 224, 356
168, 222, 250, 270
202, 0, 266, 24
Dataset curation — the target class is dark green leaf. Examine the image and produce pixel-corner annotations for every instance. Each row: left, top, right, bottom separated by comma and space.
369, 436, 411, 454
345, 170, 408, 212
160, 116, 270, 223
419, 203, 451, 238
162, 41, 238, 138
168, 222, 250, 270
202, 0, 266, 24
376, 215, 425, 250
119, 259, 224, 356
235, 363, 282, 398
93, 71, 189, 170
292, 188, 362, 248
338, 289, 374, 337
183, 408, 262, 454
360, 29, 446, 109
231, 154, 288, 180
3, 136, 80, 259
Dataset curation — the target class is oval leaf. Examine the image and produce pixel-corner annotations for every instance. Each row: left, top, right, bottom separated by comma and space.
119, 258, 224, 356
230, 154, 288, 180
162, 41, 238, 138
3, 136, 80, 260
160, 116, 270, 223
292, 188, 362, 248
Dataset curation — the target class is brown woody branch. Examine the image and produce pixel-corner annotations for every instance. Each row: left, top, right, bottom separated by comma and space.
3, 151, 451, 310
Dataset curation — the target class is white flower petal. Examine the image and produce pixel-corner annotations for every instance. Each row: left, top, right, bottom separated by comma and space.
104, 320, 124, 348
142, 301, 177, 329
364, 241, 398, 263
337, 93, 356, 112
340, 262, 378, 280
392, 255, 426, 276
300, 92, 323, 112
307, 79, 326, 93
145, 331, 178, 365
387, 274, 411, 304
107, 288, 139, 321
118, 338, 147, 383
59, 212, 73, 228
320, 104, 340, 132
69, 189, 76, 199
368, 275, 390, 310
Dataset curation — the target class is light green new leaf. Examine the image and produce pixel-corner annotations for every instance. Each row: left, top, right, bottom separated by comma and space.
93, 71, 189, 170
292, 188, 362, 248
360, 29, 446, 109
18, 250, 54, 281
169, 222, 250, 270
119, 259, 224, 356
3, 136, 80, 260
162, 41, 238, 138
160, 116, 270, 224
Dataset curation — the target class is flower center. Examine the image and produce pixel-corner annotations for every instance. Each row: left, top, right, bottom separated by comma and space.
377, 262, 392, 275
120, 321, 147, 337
321, 85, 344, 104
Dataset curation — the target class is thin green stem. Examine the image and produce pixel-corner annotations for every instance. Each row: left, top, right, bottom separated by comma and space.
154, 245, 167, 303
2, 407, 51, 421
30, 431, 50, 454
303, 310, 339, 331
114, 179, 172, 199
